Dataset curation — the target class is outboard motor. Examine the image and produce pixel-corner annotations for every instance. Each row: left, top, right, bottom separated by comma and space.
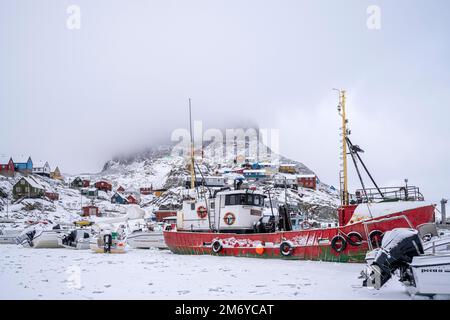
103, 234, 112, 253
254, 215, 276, 233
365, 228, 424, 289
25, 230, 36, 247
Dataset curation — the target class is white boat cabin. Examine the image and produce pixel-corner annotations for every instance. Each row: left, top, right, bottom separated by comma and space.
177, 189, 266, 233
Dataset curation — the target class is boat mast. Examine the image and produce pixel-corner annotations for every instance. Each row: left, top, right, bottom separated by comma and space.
336, 89, 349, 206
188, 98, 196, 190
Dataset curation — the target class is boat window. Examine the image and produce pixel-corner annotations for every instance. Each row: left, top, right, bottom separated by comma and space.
254, 195, 260, 206
191, 203, 195, 210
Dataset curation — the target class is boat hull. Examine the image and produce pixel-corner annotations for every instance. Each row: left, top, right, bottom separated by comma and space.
32, 230, 67, 248
127, 231, 167, 249
163, 205, 435, 263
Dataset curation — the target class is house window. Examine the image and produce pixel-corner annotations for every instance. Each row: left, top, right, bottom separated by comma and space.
21, 180, 25, 185
25, 187, 30, 192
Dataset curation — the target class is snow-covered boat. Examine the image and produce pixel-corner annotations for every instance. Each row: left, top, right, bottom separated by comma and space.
57, 229, 92, 250
362, 228, 450, 297
127, 217, 176, 249
163, 91, 436, 262
20, 224, 72, 248
90, 230, 127, 254
0, 228, 21, 244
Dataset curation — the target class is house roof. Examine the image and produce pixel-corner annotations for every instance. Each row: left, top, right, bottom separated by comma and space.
33, 160, 49, 168
20, 176, 45, 190
12, 155, 32, 164
0, 156, 13, 164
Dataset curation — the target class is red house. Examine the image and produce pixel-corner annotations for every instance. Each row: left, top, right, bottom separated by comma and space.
117, 185, 125, 192
154, 210, 177, 222
127, 194, 139, 204
82, 205, 100, 217
82, 180, 91, 187
140, 187, 153, 195
297, 174, 317, 190
45, 192, 59, 201
0, 157, 15, 177
94, 181, 112, 192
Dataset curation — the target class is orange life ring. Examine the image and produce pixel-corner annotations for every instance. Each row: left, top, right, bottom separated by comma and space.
197, 206, 208, 219
223, 212, 236, 225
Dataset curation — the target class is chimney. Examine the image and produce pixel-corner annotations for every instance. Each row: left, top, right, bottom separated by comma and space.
441, 199, 448, 224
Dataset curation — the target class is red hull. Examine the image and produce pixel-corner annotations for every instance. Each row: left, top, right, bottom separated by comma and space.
163, 205, 435, 263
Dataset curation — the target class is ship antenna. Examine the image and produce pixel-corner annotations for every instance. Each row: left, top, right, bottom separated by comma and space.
334, 89, 349, 206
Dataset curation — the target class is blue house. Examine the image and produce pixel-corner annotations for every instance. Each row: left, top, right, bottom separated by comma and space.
111, 192, 128, 204
13, 156, 33, 174
243, 169, 267, 180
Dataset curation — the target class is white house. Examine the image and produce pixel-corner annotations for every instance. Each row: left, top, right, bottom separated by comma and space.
32, 161, 51, 177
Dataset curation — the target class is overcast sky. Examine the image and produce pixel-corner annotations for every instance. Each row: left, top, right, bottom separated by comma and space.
1, 0, 449, 203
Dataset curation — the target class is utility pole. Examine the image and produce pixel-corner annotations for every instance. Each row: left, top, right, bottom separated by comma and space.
441, 199, 448, 225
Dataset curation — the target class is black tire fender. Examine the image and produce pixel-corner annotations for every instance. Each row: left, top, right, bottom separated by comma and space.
369, 230, 384, 248
212, 240, 223, 253
280, 241, 294, 256
346, 231, 363, 246
331, 235, 347, 253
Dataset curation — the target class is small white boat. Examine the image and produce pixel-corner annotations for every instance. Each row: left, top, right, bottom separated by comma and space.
407, 254, 450, 296
0, 229, 22, 244
127, 228, 166, 249
32, 228, 69, 248
127, 217, 176, 249
57, 229, 92, 250
362, 227, 450, 298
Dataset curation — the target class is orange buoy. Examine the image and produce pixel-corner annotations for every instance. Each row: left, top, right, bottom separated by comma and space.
255, 244, 264, 255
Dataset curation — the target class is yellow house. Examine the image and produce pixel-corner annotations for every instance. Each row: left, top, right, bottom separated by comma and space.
279, 164, 297, 174
50, 166, 63, 180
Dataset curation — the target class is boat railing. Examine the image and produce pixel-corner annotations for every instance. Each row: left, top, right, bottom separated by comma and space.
352, 186, 424, 204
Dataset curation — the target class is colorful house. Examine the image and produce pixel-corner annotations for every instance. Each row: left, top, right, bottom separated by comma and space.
82, 205, 100, 217
50, 166, 63, 180
279, 164, 297, 174
243, 169, 267, 180
154, 210, 177, 222
140, 187, 153, 195
111, 192, 128, 204
13, 176, 45, 199
81, 188, 98, 198
70, 177, 84, 189
297, 174, 317, 190
94, 181, 112, 192
117, 186, 125, 193
13, 156, 33, 175
126, 194, 139, 205
0, 156, 15, 177
32, 161, 51, 177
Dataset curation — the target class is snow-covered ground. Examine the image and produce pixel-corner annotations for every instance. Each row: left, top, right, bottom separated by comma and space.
0, 245, 410, 300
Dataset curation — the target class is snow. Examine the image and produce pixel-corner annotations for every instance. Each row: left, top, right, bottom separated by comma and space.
0, 245, 411, 300
351, 201, 435, 222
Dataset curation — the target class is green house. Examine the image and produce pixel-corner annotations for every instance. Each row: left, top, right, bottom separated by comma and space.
13, 177, 45, 199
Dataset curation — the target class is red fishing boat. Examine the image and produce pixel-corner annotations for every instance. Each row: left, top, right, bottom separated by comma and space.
163, 92, 436, 262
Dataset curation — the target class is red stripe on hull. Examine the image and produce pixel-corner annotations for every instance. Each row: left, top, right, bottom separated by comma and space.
163, 205, 435, 263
